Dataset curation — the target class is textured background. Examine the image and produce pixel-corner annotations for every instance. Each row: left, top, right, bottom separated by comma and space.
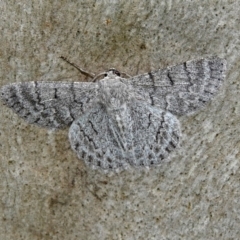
0, 1, 239, 239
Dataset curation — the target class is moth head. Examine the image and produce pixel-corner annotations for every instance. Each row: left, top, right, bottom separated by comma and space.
92, 68, 121, 82
104, 68, 121, 78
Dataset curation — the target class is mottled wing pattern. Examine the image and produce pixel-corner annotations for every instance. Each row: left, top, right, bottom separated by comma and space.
69, 99, 180, 171
0, 57, 226, 172
1, 81, 98, 128
124, 57, 226, 116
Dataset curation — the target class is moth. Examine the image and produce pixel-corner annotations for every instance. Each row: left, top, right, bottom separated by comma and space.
1, 56, 227, 171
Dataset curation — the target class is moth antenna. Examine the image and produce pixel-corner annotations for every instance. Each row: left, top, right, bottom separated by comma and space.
60, 56, 95, 79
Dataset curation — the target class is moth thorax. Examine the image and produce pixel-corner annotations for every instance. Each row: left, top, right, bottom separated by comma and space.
99, 80, 130, 110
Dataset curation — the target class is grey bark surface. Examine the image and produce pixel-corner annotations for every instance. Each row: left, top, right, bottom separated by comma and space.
0, 1, 239, 239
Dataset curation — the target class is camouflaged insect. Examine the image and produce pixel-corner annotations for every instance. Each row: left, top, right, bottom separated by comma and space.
1, 57, 227, 172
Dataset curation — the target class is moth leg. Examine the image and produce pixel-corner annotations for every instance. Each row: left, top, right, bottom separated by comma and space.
60, 56, 95, 79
